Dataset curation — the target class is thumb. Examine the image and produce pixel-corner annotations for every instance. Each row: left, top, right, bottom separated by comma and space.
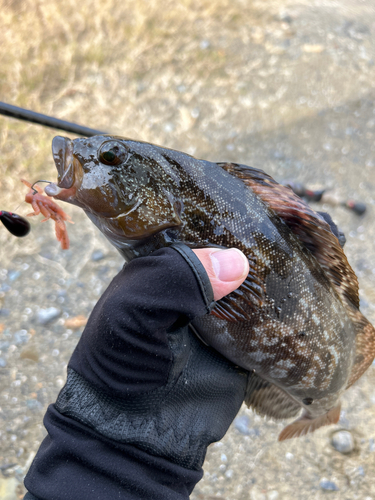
192, 248, 249, 301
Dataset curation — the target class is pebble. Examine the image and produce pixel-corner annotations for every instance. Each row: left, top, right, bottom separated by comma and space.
91, 250, 105, 261
0, 357, 7, 367
26, 399, 43, 411
267, 492, 279, 500
357, 466, 365, 476
200, 39, 210, 50
0, 340, 10, 350
234, 415, 251, 435
331, 430, 355, 454
37, 307, 61, 325
7, 271, 20, 282
13, 330, 30, 345
320, 479, 339, 491
20, 346, 39, 362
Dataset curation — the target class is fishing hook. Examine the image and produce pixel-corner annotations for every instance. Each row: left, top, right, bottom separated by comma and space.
30, 180, 52, 195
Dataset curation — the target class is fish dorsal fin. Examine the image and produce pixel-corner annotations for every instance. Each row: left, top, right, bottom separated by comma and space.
245, 371, 301, 420
218, 162, 360, 310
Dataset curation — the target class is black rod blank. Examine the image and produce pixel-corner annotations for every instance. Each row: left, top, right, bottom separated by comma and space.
0, 101, 107, 137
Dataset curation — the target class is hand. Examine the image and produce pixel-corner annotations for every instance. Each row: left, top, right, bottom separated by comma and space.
24, 245, 250, 500
192, 247, 249, 301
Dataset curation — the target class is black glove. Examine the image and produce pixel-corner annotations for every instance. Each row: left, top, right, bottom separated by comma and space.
24, 245, 249, 500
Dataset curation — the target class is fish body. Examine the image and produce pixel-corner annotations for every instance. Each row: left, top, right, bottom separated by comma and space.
45, 135, 375, 440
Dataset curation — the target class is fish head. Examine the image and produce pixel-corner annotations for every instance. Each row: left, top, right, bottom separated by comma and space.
46, 135, 184, 254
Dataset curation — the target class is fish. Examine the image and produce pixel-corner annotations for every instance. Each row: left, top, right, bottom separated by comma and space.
45, 134, 375, 441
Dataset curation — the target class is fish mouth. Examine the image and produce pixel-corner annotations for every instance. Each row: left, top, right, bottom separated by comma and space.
52, 136, 75, 189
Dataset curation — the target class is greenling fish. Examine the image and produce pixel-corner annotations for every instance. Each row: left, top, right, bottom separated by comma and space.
45, 135, 375, 441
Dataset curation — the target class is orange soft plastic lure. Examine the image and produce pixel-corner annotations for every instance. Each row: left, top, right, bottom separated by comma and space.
22, 179, 73, 249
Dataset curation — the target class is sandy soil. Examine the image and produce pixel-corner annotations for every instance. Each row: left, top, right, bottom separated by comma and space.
0, 0, 375, 498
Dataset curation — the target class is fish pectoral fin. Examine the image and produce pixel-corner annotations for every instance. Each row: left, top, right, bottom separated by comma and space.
244, 371, 301, 420
211, 266, 265, 322
278, 403, 341, 441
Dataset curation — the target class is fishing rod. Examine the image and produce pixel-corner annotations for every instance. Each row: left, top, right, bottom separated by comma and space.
0, 101, 107, 137
0, 101, 367, 238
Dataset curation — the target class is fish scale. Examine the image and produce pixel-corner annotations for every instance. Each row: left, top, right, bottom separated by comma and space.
45, 135, 375, 440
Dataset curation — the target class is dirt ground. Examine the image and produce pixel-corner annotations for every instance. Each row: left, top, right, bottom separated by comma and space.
1, 0, 375, 498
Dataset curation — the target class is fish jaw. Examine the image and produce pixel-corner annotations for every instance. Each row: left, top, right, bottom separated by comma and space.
278, 402, 341, 441
52, 136, 75, 189
46, 136, 83, 206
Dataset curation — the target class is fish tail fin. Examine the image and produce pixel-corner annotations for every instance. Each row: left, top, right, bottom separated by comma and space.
278, 403, 341, 441
346, 310, 375, 389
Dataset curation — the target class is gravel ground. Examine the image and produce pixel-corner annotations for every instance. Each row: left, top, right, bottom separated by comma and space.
1, 0, 375, 499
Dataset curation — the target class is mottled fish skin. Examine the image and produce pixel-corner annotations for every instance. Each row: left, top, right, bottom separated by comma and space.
47, 135, 375, 440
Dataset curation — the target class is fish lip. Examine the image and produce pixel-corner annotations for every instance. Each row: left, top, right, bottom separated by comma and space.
52, 136, 74, 189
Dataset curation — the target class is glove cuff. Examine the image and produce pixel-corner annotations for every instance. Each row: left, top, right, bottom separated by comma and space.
170, 243, 215, 313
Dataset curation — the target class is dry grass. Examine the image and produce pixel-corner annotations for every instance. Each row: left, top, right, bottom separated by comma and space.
0, 0, 272, 211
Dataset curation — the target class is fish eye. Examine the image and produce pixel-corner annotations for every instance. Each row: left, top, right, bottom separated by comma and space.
98, 141, 128, 166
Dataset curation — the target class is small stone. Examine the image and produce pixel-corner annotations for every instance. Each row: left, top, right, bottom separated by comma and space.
91, 250, 105, 261
225, 469, 233, 479
0, 358, 7, 367
0, 340, 9, 350
37, 307, 61, 325
26, 399, 43, 411
280, 14, 293, 24
164, 123, 174, 133
55, 377, 65, 388
302, 44, 325, 53
8, 270, 20, 282
13, 329, 30, 345
20, 346, 39, 362
357, 465, 365, 476
64, 315, 87, 330
234, 415, 251, 435
320, 479, 339, 491
331, 430, 355, 454
267, 491, 279, 500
